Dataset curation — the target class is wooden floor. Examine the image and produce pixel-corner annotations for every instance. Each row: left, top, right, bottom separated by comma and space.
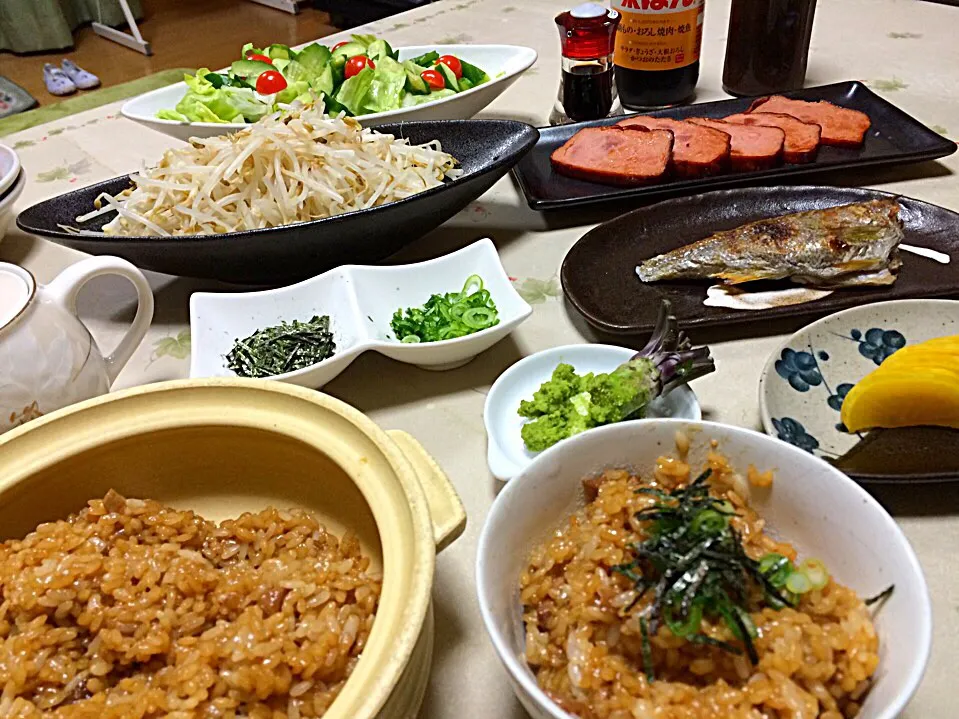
0, 0, 339, 106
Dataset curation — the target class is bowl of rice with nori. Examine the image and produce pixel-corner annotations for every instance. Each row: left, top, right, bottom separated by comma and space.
477, 419, 931, 719
0, 378, 466, 718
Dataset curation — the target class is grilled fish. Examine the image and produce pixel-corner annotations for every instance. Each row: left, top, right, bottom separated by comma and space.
636, 199, 903, 287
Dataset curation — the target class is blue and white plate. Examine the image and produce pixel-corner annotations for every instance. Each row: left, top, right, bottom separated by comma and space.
759, 299, 959, 481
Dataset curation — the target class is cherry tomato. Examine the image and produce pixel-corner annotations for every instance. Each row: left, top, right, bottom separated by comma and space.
255, 70, 288, 94
435, 55, 463, 79
332, 41, 350, 51
246, 52, 273, 65
344, 55, 375, 79
421, 69, 445, 91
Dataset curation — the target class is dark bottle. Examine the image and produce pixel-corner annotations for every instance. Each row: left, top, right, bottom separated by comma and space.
553, 4, 621, 124
612, 0, 706, 109
722, 0, 817, 97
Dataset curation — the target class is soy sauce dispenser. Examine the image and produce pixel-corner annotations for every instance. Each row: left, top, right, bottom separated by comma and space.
550, 3, 621, 126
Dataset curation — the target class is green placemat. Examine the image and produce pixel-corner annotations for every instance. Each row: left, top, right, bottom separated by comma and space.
0, 67, 193, 137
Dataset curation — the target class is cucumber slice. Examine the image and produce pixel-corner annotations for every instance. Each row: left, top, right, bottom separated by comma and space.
458, 77, 474, 92
409, 51, 439, 68
402, 60, 429, 95
459, 59, 490, 86
331, 41, 367, 61
437, 62, 459, 91
229, 59, 275, 81
268, 43, 293, 61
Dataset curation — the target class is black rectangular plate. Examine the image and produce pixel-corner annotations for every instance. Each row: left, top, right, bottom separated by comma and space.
513, 81, 957, 210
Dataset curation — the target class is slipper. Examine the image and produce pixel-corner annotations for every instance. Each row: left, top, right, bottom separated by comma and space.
61, 60, 101, 91
43, 64, 76, 96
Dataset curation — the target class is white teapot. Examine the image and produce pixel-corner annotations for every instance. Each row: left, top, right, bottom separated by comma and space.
0, 256, 154, 432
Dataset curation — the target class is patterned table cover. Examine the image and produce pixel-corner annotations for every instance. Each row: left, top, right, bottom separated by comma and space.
2, 0, 959, 715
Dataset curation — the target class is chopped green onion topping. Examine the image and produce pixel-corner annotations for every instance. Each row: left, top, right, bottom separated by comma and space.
390, 275, 499, 343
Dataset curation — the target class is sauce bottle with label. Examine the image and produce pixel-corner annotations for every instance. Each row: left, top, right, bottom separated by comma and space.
722, 0, 817, 96
612, 0, 706, 109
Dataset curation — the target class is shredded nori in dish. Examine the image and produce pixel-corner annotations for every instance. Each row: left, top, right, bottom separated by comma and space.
613, 469, 797, 681
226, 315, 336, 378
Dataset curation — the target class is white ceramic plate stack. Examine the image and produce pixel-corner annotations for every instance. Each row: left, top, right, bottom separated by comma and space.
122, 44, 538, 142
190, 239, 532, 387
0, 143, 24, 243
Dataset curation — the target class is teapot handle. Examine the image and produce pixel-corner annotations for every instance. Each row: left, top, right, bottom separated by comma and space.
45, 256, 155, 386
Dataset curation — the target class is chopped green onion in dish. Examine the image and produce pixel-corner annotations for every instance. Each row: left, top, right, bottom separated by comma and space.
226, 315, 335, 378
390, 275, 499, 343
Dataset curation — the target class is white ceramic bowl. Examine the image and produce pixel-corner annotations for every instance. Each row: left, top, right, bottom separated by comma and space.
476, 419, 931, 719
483, 344, 701, 480
122, 44, 538, 142
0, 170, 25, 243
0, 144, 20, 198
190, 238, 532, 385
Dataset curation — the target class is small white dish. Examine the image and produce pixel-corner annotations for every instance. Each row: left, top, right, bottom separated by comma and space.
190, 238, 532, 387
759, 299, 959, 471
122, 44, 538, 143
0, 170, 25, 244
0, 144, 21, 199
483, 344, 701, 481
476, 419, 931, 719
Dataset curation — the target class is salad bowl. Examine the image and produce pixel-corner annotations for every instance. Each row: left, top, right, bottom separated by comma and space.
190, 239, 533, 386
122, 43, 538, 142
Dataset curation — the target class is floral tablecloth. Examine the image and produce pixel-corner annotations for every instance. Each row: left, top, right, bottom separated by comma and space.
3, 0, 959, 716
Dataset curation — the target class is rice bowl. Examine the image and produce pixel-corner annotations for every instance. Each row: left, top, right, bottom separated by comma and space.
477, 419, 931, 719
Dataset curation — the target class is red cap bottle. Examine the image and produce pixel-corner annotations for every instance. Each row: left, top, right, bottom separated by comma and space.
553, 4, 621, 123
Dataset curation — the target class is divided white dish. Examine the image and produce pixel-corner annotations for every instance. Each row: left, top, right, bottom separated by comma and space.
476, 419, 931, 719
122, 44, 538, 142
483, 344, 701, 481
190, 238, 532, 386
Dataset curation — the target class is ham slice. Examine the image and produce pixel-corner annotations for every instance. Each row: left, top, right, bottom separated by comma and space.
618, 116, 731, 178
724, 112, 822, 163
550, 125, 674, 186
748, 96, 871, 147
687, 118, 785, 171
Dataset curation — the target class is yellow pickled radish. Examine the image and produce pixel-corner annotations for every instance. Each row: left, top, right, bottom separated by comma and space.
841, 368, 959, 432
881, 349, 959, 373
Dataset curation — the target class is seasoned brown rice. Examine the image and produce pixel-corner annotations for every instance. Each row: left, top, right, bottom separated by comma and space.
520, 453, 880, 719
0, 491, 381, 717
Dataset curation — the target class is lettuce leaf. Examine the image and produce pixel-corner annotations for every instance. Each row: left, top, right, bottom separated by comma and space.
334, 66, 375, 115
363, 56, 407, 113
161, 69, 272, 123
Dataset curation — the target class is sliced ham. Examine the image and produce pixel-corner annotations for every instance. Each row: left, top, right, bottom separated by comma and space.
550, 125, 674, 186
748, 96, 871, 147
687, 118, 785, 171
723, 112, 821, 164
617, 116, 731, 178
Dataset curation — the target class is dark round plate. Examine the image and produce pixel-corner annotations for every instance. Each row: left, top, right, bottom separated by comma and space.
561, 185, 959, 335
17, 120, 538, 285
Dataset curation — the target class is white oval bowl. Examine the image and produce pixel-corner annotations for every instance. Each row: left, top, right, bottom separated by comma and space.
476, 419, 931, 719
122, 44, 538, 142
0, 144, 20, 198
483, 344, 701, 481
190, 238, 532, 385
0, 170, 25, 244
